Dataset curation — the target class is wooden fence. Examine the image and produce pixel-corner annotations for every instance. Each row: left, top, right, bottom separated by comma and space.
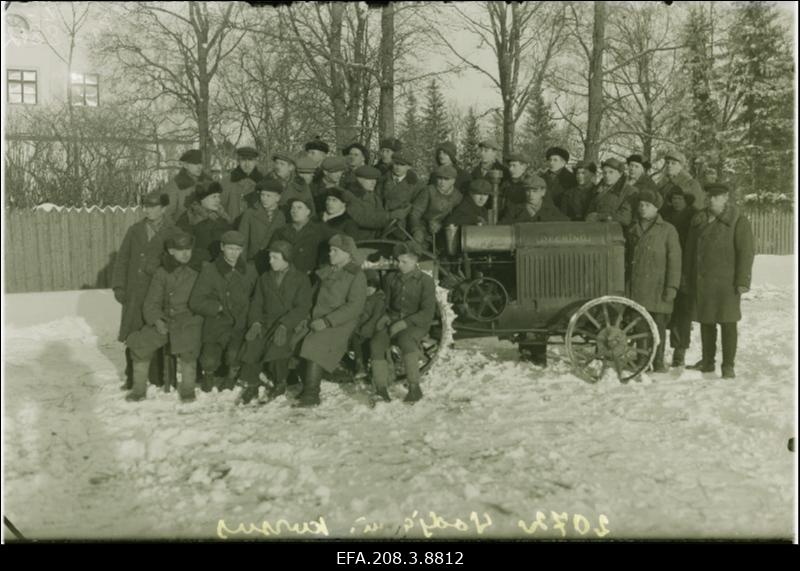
3, 206, 795, 293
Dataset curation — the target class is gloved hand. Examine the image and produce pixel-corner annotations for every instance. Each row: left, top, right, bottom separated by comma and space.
310, 318, 327, 332
662, 288, 677, 303
376, 315, 391, 331
389, 320, 408, 337
155, 319, 169, 336
736, 286, 750, 295
272, 324, 288, 346
113, 288, 126, 304
245, 322, 262, 342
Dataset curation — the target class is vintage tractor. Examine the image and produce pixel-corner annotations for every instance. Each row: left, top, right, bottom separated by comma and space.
356, 171, 659, 383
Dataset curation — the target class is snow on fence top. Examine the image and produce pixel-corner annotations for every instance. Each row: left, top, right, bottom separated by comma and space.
32, 203, 141, 213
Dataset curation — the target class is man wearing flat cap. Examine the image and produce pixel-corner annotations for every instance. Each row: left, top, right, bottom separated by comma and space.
220, 146, 264, 225
271, 197, 335, 274
163, 149, 213, 223
177, 181, 234, 264
340, 165, 394, 240
501, 152, 532, 207
682, 182, 754, 379
189, 230, 258, 392
584, 158, 636, 227
124, 230, 204, 402
541, 146, 577, 215
295, 234, 367, 407
500, 174, 568, 224
410, 164, 464, 249
238, 240, 313, 404
470, 139, 510, 187
341, 142, 371, 190
379, 151, 422, 238
429, 141, 472, 194
375, 137, 402, 177
657, 149, 705, 211
238, 178, 287, 275
263, 151, 311, 218
626, 154, 656, 191
561, 161, 597, 221
311, 156, 349, 214
445, 179, 492, 226
112, 190, 176, 390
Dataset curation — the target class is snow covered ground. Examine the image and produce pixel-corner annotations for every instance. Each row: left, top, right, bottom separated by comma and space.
3, 256, 796, 541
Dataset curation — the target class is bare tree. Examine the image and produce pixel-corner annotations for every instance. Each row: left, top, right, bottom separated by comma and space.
428, 1, 566, 155
95, 2, 246, 169
378, 3, 396, 140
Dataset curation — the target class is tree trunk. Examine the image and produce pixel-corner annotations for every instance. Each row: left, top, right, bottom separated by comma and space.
584, 1, 606, 163
378, 3, 395, 141
503, 95, 515, 155
328, 4, 358, 149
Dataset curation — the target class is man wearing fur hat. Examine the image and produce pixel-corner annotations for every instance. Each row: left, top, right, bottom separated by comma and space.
625, 188, 682, 373
189, 230, 258, 392
410, 164, 463, 249
322, 188, 360, 239
220, 146, 264, 225
304, 137, 330, 169
296, 234, 367, 407
375, 137, 402, 177
163, 149, 213, 223
585, 158, 636, 227
238, 178, 287, 275
682, 183, 754, 378
238, 240, 313, 404
657, 149, 705, 211
125, 230, 204, 402
112, 190, 176, 390
429, 141, 472, 194
177, 181, 234, 264
626, 154, 656, 191
541, 146, 577, 213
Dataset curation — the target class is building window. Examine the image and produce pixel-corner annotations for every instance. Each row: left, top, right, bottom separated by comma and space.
70, 73, 99, 107
8, 69, 37, 104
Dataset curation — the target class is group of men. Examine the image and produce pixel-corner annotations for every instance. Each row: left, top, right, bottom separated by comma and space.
111, 136, 754, 406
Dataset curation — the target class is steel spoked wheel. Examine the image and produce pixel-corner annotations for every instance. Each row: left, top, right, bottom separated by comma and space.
459, 277, 508, 322
565, 296, 660, 383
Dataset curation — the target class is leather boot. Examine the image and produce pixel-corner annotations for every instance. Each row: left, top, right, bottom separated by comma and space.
200, 371, 216, 393
371, 360, 392, 402
671, 348, 686, 367
220, 366, 240, 391
178, 360, 197, 402
651, 340, 668, 373
687, 324, 717, 372
239, 363, 261, 404
121, 348, 134, 390
125, 360, 150, 402
403, 352, 423, 403
294, 361, 322, 407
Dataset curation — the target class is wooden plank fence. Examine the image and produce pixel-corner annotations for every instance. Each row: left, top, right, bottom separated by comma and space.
3, 206, 795, 293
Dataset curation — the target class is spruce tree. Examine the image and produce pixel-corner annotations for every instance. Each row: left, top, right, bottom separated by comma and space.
460, 106, 481, 168
399, 91, 424, 171
422, 80, 450, 164
518, 91, 555, 170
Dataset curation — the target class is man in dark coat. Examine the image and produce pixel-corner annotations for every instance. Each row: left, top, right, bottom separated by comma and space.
296, 234, 367, 407
661, 188, 696, 366
341, 142, 370, 190
375, 138, 402, 177
238, 178, 287, 275
428, 141, 472, 194
321, 188, 360, 239
683, 183, 754, 378
177, 181, 234, 264
541, 146, 577, 214
561, 160, 597, 221
470, 139, 510, 185
188, 230, 258, 391
444, 179, 491, 226
657, 149, 705, 211
311, 156, 348, 214
501, 152, 533, 208
378, 151, 422, 238
279, 154, 317, 219
163, 149, 213, 223
238, 240, 313, 404
500, 174, 568, 224
342, 165, 396, 240
112, 190, 175, 389
271, 198, 334, 275
125, 230, 203, 402
625, 189, 682, 373
220, 146, 264, 225
304, 137, 330, 170
585, 158, 636, 228
370, 241, 436, 403
350, 270, 386, 379
626, 154, 657, 191
410, 165, 463, 250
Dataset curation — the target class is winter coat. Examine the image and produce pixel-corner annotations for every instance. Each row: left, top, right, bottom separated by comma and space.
271, 220, 334, 275
188, 255, 258, 344
322, 210, 361, 240
267, 172, 316, 218
220, 166, 264, 224
242, 266, 313, 362
238, 204, 286, 273
428, 165, 472, 194
342, 184, 392, 240
500, 200, 569, 224
162, 169, 213, 223
625, 215, 682, 314
299, 261, 368, 372
384, 268, 437, 333
541, 167, 578, 212
444, 195, 490, 226
356, 290, 386, 338
658, 170, 705, 211
310, 180, 339, 216
585, 178, 636, 227
683, 205, 754, 323
409, 185, 463, 239
111, 216, 175, 342
177, 202, 234, 264
127, 253, 203, 358
561, 183, 596, 221
661, 206, 694, 248
632, 172, 656, 191
379, 170, 424, 214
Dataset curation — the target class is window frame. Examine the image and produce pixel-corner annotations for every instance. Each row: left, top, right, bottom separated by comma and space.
7, 68, 38, 105
70, 72, 100, 107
